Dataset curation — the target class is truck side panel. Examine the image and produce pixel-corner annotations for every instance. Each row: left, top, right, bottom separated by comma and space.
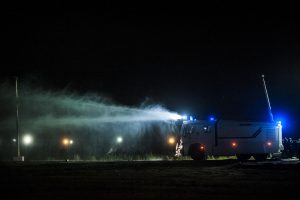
182, 120, 282, 157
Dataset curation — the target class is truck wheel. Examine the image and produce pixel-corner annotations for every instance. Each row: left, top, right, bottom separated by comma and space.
236, 154, 251, 162
191, 151, 206, 160
253, 154, 268, 161
189, 143, 206, 161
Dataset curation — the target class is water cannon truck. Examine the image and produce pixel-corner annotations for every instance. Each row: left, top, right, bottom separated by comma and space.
174, 75, 284, 161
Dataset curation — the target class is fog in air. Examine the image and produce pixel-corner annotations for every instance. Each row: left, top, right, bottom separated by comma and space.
0, 81, 181, 160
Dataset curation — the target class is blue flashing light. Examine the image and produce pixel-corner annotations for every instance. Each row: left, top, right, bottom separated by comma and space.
189, 116, 193, 121
182, 115, 188, 120
274, 113, 294, 135
209, 117, 215, 121
277, 121, 282, 127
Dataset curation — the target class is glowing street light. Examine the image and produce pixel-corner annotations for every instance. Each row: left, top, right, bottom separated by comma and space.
116, 136, 123, 143
62, 138, 73, 146
63, 139, 69, 145
62, 138, 73, 161
168, 136, 176, 145
22, 134, 33, 145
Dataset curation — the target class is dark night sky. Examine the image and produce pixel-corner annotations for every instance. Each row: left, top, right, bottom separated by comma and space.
2, 2, 300, 135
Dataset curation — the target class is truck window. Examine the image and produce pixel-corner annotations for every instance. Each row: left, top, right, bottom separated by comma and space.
191, 125, 211, 134
202, 126, 211, 133
182, 125, 195, 136
182, 124, 211, 136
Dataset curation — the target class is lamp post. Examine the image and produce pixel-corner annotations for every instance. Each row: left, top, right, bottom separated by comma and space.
62, 138, 73, 161
16, 77, 20, 157
13, 77, 24, 161
22, 134, 33, 158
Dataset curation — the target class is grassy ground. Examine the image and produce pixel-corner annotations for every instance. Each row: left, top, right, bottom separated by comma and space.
47, 154, 235, 161
1, 160, 299, 199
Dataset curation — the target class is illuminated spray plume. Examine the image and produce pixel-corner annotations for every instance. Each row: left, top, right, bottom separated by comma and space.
0, 82, 181, 157
0, 83, 182, 129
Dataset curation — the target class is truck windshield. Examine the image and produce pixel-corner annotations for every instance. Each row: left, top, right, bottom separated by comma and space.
182, 124, 211, 136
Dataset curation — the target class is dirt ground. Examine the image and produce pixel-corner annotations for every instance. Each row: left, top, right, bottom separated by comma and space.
1, 160, 300, 199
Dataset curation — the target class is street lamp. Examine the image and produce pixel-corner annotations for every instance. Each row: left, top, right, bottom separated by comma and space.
20, 134, 33, 160
116, 136, 123, 143
22, 134, 33, 145
168, 136, 176, 145
13, 77, 24, 161
62, 138, 73, 146
62, 138, 73, 161
63, 138, 69, 146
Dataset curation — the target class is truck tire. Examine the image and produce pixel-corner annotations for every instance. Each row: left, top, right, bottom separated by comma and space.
253, 154, 268, 161
189, 143, 206, 161
191, 151, 206, 160
236, 154, 251, 162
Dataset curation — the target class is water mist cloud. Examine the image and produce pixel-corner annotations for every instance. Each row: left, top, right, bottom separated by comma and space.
0, 82, 181, 158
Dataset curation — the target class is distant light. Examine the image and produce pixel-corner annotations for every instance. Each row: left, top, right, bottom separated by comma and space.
182, 115, 188, 120
231, 142, 237, 148
189, 116, 193, 121
168, 137, 176, 144
63, 138, 69, 145
23, 134, 33, 145
267, 141, 272, 147
62, 138, 73, 146
200, 145, 205, 150
116, 137, 123, 143
209, 116, 215, 121
12, 138, 16, 142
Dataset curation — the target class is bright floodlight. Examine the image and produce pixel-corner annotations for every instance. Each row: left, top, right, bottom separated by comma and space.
169, 113, 183, 120
23, 134, 33, 145
182, 115, 188, 120
116, 137, 123, 143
